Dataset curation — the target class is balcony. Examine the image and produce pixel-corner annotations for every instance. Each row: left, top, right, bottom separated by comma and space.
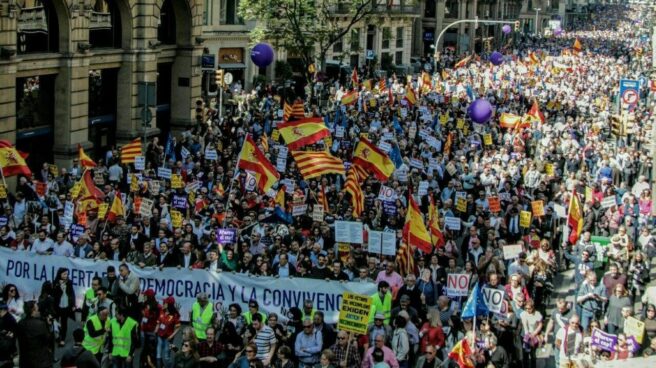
17, 6, 48, 33
89, 11, 113, 30
330, 2, 419, 16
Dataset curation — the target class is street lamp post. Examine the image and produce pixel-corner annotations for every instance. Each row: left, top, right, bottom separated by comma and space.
534, 8, 542, 35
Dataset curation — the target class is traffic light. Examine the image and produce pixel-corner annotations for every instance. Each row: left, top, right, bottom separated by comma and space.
610, 115, 625, 137
514, 21, 520, 32
215, 69, 224, 88
195, 98, 205, 123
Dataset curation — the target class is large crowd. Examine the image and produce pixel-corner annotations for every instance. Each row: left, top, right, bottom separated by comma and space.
1, 3, 656, 368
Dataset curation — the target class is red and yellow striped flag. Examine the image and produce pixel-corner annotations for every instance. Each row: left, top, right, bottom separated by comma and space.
528, 52, 540, 64
341, 91, 359, 106
567, 189, 584, 244
78, 144, 97, 168
237, 135, 280, 193
448, 339, 475, 368
260, 133, 269, 153
278, 117, 330, 150
107, 191, 125, 222
344, 167, 363, 218
454, 55, 472, 69
291, 150, 345, 180
499, 112, 523, 129
429, 194, 445, 248
404, 87, 417, 106
378, 78, 387, 92
291, 100, 305, 119
573, 38, 582, 52
421, 71, 432, 91
283, 102, 293, 121
352, 137, 395, 182
318, 184, 330, 214
0, 140, 31, 177
120, 138, 141, 164
404, 193, 432, 254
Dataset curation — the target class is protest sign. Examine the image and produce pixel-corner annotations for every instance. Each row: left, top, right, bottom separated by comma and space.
337, 292, 372, 335
149, 180, 161, 195
172, 195, 188, 209
456, 197, 467, 212
483, 133, 492, 146
378, 185, 395, 202
292, 204, 308, 217
335, 221, 364, 244
545, 163, 554, 176
170, 210, 183, 228
531, 200, 544, 217
205, 149, 218, 161
49, 164, 58, 177
130, 175, 139, 193
35, 182, 47, 197
601, 196, 616, 209
624, 316, 645, 343
591, 328, 618, 352
503, 244, 523, 260
158, 167, 172, 180
171, 174, 184, 189
312, 205, 324, 222
553, 203, 567, 219
367, 231, 397, 256
482, 288, 505, 313
216, 228, 237, 245
418, 181, 429, 196
444, 216, 461, 230
488, 196, 501, 213
245, 172, 257, 192
445, 274, 470, 297
139, 198, 154, 217
519, 210, 532, 228
134, 156, 145, 171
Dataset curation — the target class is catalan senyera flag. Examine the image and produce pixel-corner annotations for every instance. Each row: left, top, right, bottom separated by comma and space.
429, 194, 445, 248
341, 91, 358, 106
448, 338, 475, 368
454, 55, 472, 69
567, 189, 584, 244
397, 241, 415, 277
352, 137, 395, 182
404, 87, 417, 107
350, 162, 369, 184
75, 170, 105, 201
120, 138, 142, 164
388, 87, 394, 106
0, 140, 31, 177
573, 38, 582, 52
499, 113, 523, 129
378, 78, 387, 92
443, 132, 454, 156
107, 192, 125, 222
318, 184, 330, 214
237, 135, 280, 193
260, 133, 269, 153
404, 194, 432, 254
344, 167, 364, 218
291, 150, 345, 180
78, 144, 97, 168
527, 100, 546, 124
278, 118, 331, 150
283, 102, 293, 121
291, 100, 305, 119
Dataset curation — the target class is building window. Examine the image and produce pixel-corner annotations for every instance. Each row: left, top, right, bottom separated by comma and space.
396, 27, 404, 48
382, 27, 391, 49
16, 0, 59, 54
16, 75, 55, 130
395, 51, 403, 65
204, 0, 212, 25
333, 40, 343, 54
445, 0, 458, 17
350, 28, 360, 52
88, 69, 118, 119
158, 0, 177, 45
89, 0, 122, 49
424, 0, 436, 18
221, 0, 244, 25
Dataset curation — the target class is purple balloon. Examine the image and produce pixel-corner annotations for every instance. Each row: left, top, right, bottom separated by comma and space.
502, 25, 512, 35
468, 99, 494, 124
489, 51, 504, 66
554, 28, 563, 36
251, 43, 274, 68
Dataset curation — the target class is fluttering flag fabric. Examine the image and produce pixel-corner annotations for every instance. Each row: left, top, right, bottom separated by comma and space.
237, 135, 280, 193
388, 87, 394, 106
351, 68, 359, 87
120, 138, 142, 164
454, 55, 472, 69
362, 79, 372, 91
443, 132, 454, 156
283, 102, 293, 121
573, 38, 582, 52
567, 189, 584, 244
341, 91, 358, 106
0, 140, 31, 177
403, 194, 432, 254
275, 186, 286, 208
499, 113, 523, 129
291, 100, 305, 119
352, 137, 395, 182
404, 87, 417, 107
429, 194, 445, 248
378, 78, 387, 92
421, 71, 432, 91
78, 144, 97, 168
213, 182, 225, 197
527, 100, 546, 124
448, 338, 475, 368
344, 167, 364, 218
291, 150, 345, 180
397, 241, 415, 277
260, 133, 269, 153
528, 52, 540, 64
107, 192, 125, 222
461, 282, 489, 318
318, 184, 330, 214
75, 170, 105, 201
278, 118, 331, 150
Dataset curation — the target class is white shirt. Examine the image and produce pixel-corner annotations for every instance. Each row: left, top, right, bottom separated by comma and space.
31, 238, 54, 254
555, 326, 583, 358
53, 240, 74, 257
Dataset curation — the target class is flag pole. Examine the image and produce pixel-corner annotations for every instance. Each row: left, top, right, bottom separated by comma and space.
0, 166, 7, 189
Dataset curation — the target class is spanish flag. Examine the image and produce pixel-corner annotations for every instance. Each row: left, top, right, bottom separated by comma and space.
351, 68, 359, 87
454, 55, 472, 69
283, 102, 293, 121
344, 166, 364, 218
421, 71, 432, 91
499, 112, 523, 129
278, 117, 331, 150
107, 191, 125, 222
448, 338, 475, 368
528, 52, 540, 64
429, 194, 445, 248
275, 186, 286, 208
120, 138, 142, 164
0, 140, 31, 177
75, 170, 105, 201
213, 182, 225, 197
352, 137, 395, 182
341, 91, 359, 106
237, 135, 280, 193
404, 193, 432, 254
78, 144, 96, 168
573, 38, 582, 52
404, 87, 417, 106
527, 100, 546, 124
443, 132, 454, 156
362, 79, 372, 91
291, 150, 345, 180
291, 100, 305, 119
567, 189, 584, 244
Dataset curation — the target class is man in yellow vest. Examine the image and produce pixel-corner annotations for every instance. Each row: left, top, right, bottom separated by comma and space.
82, 306, 110, 364
108, 308, 139, 368
242, 299, 266, 326
190, 292, 214, 341
368, 281, 392, 324
301, 299, 316, 321
82, 276, 102, 322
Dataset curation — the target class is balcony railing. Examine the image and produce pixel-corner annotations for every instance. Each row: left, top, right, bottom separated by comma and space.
17, 6, 48, 34
89, 11, 113, 30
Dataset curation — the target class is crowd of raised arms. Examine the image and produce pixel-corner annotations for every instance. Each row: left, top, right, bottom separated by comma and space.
1, 3, 656, 368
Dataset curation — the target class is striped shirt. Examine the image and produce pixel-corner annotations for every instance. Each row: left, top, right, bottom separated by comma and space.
253, 325, 277, 361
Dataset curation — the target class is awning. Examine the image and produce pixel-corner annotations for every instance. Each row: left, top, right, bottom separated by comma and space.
218, 63, 246, 69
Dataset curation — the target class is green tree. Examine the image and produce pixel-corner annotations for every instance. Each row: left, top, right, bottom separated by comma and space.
239, 0, 382, 96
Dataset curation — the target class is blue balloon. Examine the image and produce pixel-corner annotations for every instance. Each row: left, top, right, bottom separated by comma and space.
468, 99, 494, 124
490, 51, 504, 66
502, 25, 512, 34
251, 43, 274, 68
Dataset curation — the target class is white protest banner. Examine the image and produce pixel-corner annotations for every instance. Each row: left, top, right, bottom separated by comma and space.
445, 274, 470, 297
601, 196, 617, 209
418, 181, 429, 196
335, 221, 364, 244
444, 216, 461, 230
157, 167, 172, 180
367, 231, 397, 256
245, 172, 257, 192
410, 158, 424, 170
276, 157, 287, 172
482, 287, 505, 313
181, 146, 190, 159
140, 197, 154, 217
134, 156, 145, 171
553, 203, 567, 219
0, 248, 375, 323
149, 180, 161, 195
312, 205, 324, 222
503, 244, 524, 260
292, 204, 308, 217
335, 126, 345, 138
205, 149, 218, 161
378, 185, 395, 202
379, 141, 392, 153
